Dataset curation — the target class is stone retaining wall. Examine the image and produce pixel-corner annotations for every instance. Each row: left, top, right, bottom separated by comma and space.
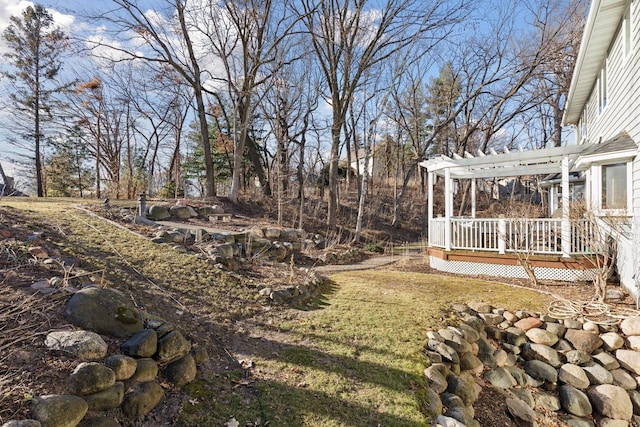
427, 302, 640, 426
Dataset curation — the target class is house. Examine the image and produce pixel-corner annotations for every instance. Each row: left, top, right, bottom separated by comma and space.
420, 0, 640, 300
562, 0, 640, 296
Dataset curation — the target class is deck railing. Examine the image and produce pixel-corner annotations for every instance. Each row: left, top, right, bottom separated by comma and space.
429, 217, 592, 255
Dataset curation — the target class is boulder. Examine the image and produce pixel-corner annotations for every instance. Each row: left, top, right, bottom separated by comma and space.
513, 317, 542, 331
483, 367, 517, 389
459, 352, 483, 374
524, 360, 558, 383
44, 330, 107, 361
164, 354, 197, 388
156, 330, 191, 363
620, 317, 640, 336
559, 385, 592, 417
30, 395, 88, 427
593, 351, 620, 370
446, 374, 478, 406
587, 384, 633, 420
168, 205, 192, 219
104, 355, 137, 381
626, 336, 640, 351
521, 343, 561, 367
545, 322, 567, 338
600, 332, 625, 352
121, 381, 164, 417
506, 397, 536, 427
467, 302, 492, 313
424, 365, 448, 394
616, 349, 640, 375
120, 329, 157, 358
611, 368, 637, 390
67, 362, 116, 395
129, 358, 158, 383
64, 288, 143, 338
147, 205, 171, 220
582, 361, 614, 385
566, 350, 591, 366
83, 382, 125, 411
558, 363, 590, 389
534, 391, 561, 412
526, 328, 559, 346
565, 329, 603, 354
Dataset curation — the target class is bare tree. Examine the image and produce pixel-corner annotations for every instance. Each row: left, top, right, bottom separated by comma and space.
196, 0, 299, 203
91, 0, 218, 198
298, 0, 468, 229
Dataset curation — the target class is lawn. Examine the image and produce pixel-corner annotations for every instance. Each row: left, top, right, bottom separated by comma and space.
1, 198, 552, 426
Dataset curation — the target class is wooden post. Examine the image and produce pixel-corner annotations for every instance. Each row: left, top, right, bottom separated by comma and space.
428, 171, 434, 245
561, 156, 571, 257
498, 215, 506, 255
445, 169, 452, 251
471, 178, 477, 218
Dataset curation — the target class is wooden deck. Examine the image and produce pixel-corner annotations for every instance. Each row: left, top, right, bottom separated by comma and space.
427, 248, 597, 271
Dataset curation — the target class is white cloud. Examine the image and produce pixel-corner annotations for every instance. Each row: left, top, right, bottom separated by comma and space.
0, 0, 76, 52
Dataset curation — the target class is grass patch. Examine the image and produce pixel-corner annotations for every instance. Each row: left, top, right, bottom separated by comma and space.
1, 198, 553, 426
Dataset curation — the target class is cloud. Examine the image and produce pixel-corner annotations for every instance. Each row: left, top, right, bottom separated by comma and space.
0, 0, 76, 52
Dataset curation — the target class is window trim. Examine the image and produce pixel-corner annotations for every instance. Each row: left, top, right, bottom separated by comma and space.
595, 162, 632, 214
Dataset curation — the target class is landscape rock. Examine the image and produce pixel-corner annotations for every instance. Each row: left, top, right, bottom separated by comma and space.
129, 358, 158, 383
521, 343, 561, 367
120, 329, 157, 358
83, 382, 125, 411
558, 363, 590, 389
168, 205, 192, 219
559, 385, 592, 417
0, 421, 42, 427
587, 384, 633, 420
611, 368, 637, 390
44, 331, 107, 361
582, 361, 614, 385
435, 415, 466, 427
147, 205, 170, 220
164, 354, 197, 388
616, 349, 640, 375
156, 330, 191, 363
483, 368, 517, 389
104, 355, 137, 381
524, 359, 558, 383
121, 381, 164, 417
566, 350, 591, 366
545, 322, 566, 338
506, 397, 536, 427
593, 351, 620, 370
510, 388, 534, 408
64, 287, 143, 338
513, 317, 542, 331
30, 395, 88, 427
620, 317, 640, 336
526, 328, 559, 346
601, 332, 625, 351
67, 362, 116, 395
424, 365, 448, 394
565, 329, 603, 354
534, 392, 561, 412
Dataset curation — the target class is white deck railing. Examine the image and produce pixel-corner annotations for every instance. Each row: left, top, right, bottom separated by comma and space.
429, 217, 592, 255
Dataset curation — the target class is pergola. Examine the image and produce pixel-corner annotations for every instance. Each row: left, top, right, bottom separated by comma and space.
419, 145, 587, 256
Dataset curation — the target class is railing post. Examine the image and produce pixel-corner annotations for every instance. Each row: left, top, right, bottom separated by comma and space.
561, 156, 571, 257
498, 215, 506, 255
445, 169, 452, 251
428, 171, 434, 246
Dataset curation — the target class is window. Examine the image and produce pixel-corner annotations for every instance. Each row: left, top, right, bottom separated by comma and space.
598, 62, 607, 113
602, 163, 627, 209
624, 3, 632, 57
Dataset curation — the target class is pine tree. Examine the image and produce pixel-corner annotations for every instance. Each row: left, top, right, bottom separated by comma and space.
2, 4, 71, 197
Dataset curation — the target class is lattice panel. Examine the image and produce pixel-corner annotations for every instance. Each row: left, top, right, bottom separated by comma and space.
429, 256, 598, 282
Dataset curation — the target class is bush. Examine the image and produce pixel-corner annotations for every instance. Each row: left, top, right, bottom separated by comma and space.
364, 243, 385, 254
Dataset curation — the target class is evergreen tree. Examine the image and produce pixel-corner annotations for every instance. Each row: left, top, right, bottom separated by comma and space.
2, 5, 71, 197
45, 128, 93, 197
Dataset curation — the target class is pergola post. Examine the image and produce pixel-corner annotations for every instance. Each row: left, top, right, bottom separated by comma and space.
561, 156, 571, 257
427, 171, 434, 244
445, 168, 452, 251
471, 178, 477, 218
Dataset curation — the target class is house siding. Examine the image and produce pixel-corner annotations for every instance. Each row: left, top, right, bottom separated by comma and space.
575, 0, 640, 295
